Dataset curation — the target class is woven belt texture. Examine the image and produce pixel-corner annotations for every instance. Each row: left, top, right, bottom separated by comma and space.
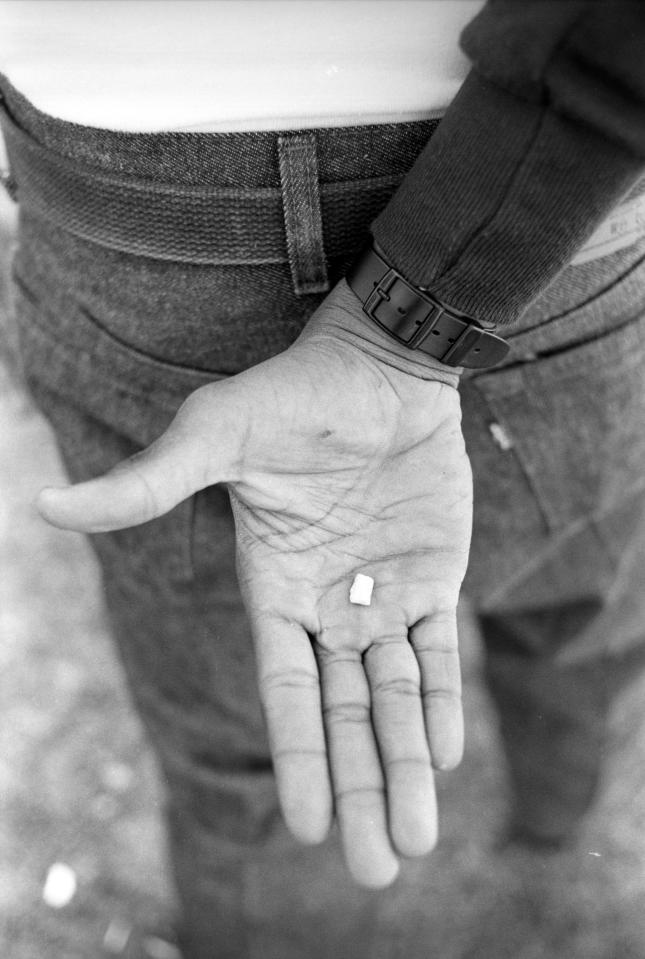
0, 102, 418, 267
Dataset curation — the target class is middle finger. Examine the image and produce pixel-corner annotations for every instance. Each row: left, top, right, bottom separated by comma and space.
317, 640, 400, 888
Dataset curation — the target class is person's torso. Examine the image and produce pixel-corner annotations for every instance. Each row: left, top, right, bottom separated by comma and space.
0, 0, 483, 132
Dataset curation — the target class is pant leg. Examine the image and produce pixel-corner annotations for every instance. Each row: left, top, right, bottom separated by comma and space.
478, 492, 645, 842
10, 202, 398, 957
1, 82, 450, 953
460, 247, 645, 842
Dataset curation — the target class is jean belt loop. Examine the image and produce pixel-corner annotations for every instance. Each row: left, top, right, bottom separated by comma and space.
277, 133, 330, 297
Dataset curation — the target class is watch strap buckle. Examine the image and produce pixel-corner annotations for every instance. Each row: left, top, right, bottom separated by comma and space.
346, 243, 510, 369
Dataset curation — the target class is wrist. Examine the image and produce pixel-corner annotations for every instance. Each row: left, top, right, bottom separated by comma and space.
346, 240, 509, 370
299, 278, 462, 388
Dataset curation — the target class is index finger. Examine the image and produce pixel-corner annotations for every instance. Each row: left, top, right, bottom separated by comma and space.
251, 613, 333, 845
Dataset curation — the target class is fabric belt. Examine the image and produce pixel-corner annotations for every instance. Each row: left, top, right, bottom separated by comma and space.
0, 97, 409, 268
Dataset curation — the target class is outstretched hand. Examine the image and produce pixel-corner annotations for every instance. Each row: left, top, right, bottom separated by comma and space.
37, 279, 473, 887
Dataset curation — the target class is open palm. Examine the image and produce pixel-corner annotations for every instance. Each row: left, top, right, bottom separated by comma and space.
37, 280, 473, 887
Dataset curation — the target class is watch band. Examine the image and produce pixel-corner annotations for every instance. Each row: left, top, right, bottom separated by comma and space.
345, 242, 510, 369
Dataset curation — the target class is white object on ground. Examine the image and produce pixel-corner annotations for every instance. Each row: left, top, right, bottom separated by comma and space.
42, 862, 77, 908
103, 918, 133, 954
488, 422, 514, 451
142, 936, 183, 959
349, 574, 374, 606
101, 761, 134, 793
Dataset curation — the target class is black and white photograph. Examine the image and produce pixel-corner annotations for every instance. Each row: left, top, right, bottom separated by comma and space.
1, 2, 645, 957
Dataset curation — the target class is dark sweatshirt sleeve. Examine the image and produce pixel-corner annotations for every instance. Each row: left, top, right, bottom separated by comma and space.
369, 0, 645, 329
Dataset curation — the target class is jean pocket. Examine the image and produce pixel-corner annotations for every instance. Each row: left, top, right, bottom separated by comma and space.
11, 265, 223, 449
465, 310, 645, 532
10, 273, 226, 583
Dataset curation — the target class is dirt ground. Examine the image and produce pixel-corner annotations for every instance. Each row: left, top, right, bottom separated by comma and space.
2, 187, 645, 959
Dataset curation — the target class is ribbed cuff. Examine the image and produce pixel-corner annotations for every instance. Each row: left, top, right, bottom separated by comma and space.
371, 70, 644, 329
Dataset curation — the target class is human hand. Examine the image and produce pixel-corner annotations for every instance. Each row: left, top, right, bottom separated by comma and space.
37, 279, 473, 888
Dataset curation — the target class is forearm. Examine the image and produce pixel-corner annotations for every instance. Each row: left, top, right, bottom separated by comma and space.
370, 0, 645, 330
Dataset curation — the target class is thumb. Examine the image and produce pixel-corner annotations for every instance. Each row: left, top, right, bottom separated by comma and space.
36, 385, 237, 533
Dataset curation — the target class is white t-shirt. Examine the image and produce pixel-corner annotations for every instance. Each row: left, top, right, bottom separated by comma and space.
0, 0, 483, 132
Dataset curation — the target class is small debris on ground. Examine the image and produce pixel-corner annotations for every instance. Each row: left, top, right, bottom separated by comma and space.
101, 762, 134, 793
142, 936, 183, 959
42, 862, 77, 908
102, 917, 133, 954
488, 421, 514, 452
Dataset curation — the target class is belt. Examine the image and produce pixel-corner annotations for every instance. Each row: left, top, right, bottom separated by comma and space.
0, 97, 412, 267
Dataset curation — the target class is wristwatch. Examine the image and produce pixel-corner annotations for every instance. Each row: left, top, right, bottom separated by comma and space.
345, 241, 509, 369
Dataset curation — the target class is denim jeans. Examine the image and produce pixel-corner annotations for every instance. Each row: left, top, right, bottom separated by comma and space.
2, 72, 645, 958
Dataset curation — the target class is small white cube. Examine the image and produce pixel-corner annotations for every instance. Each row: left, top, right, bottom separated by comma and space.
349, 574, 374, 606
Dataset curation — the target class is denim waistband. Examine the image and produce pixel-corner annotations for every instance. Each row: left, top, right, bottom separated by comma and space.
0, 71, 439, 272
3, 69, 645, 329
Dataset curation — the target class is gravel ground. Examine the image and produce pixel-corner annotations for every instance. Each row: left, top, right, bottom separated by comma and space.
2, 189, 645, 959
